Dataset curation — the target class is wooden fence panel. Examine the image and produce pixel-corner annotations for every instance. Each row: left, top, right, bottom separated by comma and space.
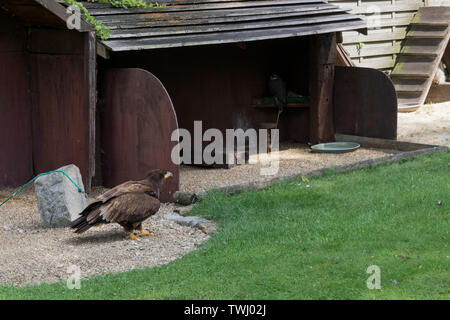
330, 0, 429, 72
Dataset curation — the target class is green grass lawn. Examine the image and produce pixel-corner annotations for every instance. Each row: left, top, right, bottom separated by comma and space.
1, 151, 449, 299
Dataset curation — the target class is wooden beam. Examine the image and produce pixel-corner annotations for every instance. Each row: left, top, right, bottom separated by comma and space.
309, 33, 336, 144
96, 41, 110, 59
336, 31, 343, 44
336, 44, 353, 67
34, 0, 93, 32
84, 31, 97, 192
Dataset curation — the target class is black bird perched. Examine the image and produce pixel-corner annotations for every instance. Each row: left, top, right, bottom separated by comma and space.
268, 74, 287, 128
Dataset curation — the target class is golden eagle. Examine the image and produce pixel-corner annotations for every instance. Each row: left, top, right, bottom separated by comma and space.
70, 169, 173, 239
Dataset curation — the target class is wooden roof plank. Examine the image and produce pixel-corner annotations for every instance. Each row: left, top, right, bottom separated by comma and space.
401, 38, 446, 56
59, 0, 366, 51
94, 3, 340, 25
86, 0, 327, 15
410, 6, 450, 26
77, 0, 321, 9
104, 8, 350, 30
407, 25, 449, 39
102, 19, 367, 51
106, 10, 354, 32
106, 13, 359, 38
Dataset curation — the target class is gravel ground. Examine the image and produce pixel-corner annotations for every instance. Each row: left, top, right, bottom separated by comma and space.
398, 101, 450, 147
179, 143, 394, 194
0, 186, 209, 287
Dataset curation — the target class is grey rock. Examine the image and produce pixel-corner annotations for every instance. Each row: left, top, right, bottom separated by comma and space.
34, 164, 87, 228
197, 222, 217, 235
3, 225, 10, 231
164, 213, 208, 227
164, 213, 216, 235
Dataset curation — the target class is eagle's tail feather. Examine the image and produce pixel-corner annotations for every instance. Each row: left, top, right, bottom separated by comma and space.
70, 201, 105, 234
74, 222, 93, 234
70, 215, 93, 234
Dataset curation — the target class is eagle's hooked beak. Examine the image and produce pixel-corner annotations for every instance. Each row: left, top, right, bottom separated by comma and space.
164, 171, 174, 179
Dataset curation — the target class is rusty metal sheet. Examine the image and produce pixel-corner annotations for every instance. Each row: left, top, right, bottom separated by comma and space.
334, 66, 397, 140
101, 68, 180, 203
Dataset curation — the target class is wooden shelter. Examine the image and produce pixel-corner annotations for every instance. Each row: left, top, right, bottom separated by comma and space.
0, 0, 398, 201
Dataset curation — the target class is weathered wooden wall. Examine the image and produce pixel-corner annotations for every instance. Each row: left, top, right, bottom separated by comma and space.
330, 0, 441, 72
28, 29, 96, 191
0, 12, 33, 186
0, 10, 96, 190
106, 37, 311, 144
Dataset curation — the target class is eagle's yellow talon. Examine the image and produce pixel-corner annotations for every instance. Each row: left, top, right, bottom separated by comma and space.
126, 233, 139, 240
138, 230, 155, 237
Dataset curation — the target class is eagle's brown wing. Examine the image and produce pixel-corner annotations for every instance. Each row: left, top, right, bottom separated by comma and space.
92, 193, 160, 224
96, 180, 157, 203
77, 180, 157, 217
71, 192, 160, 233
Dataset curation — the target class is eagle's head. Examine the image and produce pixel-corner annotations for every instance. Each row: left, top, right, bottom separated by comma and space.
146, 169, 173, 183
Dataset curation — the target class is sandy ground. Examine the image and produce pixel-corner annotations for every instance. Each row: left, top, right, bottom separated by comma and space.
397, 101, 450, 147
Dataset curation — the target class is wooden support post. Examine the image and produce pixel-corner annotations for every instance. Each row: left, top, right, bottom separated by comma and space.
84, 31, 97, 193
309, 33, 337, 144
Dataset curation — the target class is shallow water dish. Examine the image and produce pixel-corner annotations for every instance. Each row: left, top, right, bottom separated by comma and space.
310, 142, 360, 154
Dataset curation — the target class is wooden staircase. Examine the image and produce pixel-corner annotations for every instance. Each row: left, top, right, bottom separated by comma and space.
391, 7, 450, 112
